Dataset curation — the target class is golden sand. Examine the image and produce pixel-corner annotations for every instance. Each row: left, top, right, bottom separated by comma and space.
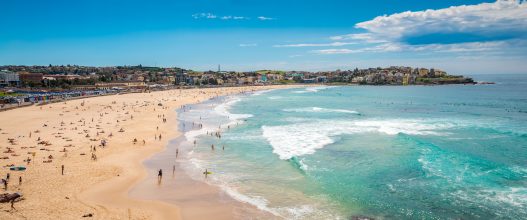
0, 85, 299, 219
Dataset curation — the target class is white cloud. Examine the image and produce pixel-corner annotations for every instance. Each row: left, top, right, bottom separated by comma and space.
289, 54, 303, 58
376, 40, 526, 53
310, 49, 360, 55
239, 43, 258, 47
329, 33, 387, 43
344, 0, 527, 44
221, 16, 248, 20
273, 42, 357, 47
309, 40, 526, 55
192, 13, 217, 19
193, 13, 275, 21
273, 0, 527, 63
257, 16, 275, 21
315, 0, 527, 56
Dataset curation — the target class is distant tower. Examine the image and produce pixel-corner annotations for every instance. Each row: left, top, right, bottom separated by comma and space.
218, 64, 221, 73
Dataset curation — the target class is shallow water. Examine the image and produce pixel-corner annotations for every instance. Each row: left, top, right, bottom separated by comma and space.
181, 74, 527, 219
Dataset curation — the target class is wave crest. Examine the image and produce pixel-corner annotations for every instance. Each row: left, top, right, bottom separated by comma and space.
262, 119, 454, 160
283, 107, 359, 114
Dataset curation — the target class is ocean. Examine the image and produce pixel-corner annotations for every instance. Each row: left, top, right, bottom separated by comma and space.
178, 74, 527, 219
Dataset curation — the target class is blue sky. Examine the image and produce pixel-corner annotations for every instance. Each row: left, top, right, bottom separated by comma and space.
1, 0, 526, 74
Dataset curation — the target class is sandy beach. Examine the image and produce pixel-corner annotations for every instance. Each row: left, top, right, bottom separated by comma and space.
0, 85, 299, 220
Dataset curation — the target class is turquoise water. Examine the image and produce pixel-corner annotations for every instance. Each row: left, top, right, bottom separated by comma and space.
182, 74, 527, 219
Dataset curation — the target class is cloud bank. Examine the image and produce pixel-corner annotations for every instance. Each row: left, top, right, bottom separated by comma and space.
280, 0, 527, 57
333, 0, 527, 45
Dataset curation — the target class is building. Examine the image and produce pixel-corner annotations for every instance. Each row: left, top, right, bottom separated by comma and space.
43, 74, 85, 80
19, 72, 44, 84
433, 69, 446, 77
302, 78, 317, 83
418, 68, 430, 77
0, 70, 20, 87
94, 81, 146, 90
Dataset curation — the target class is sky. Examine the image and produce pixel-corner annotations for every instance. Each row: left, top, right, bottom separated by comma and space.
1, 0, 526, 74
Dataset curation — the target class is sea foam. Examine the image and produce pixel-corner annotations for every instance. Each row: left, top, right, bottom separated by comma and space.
214, 97, 253, 121
283, 107, 359, 114
262, 119, 454, 160
292, 86, 338, 94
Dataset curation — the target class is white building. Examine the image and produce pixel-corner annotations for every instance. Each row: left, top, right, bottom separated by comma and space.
0, 70, 20, 87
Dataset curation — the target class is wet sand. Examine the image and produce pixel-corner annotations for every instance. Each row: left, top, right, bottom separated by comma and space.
129, 136, 278, 220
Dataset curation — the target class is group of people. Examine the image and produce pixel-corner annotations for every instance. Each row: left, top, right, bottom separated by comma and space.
1, 173, 22, 191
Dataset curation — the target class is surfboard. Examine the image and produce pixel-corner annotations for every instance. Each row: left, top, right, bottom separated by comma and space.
9, 166, 26, 171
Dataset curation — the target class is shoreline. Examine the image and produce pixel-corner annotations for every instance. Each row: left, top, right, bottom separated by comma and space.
0, 82, 484, 112
128, 93, 281, 219
79, 85, 303, 220
0, 85, 304, 219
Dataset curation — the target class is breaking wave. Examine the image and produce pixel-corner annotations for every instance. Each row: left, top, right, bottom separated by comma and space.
262, 119, 455, 160
283, 107, 359, 114
214, 97, 253, 121
292, 86, 338, 94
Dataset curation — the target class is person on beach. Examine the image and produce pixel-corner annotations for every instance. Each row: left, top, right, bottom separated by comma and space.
18, 176, 22, 185
2, 179, 7, 190
176, 148, 179, 158
61, 165, 64, 175
204, 169, 208, 179
211, 144, 214, 150
158, 169, 163, 181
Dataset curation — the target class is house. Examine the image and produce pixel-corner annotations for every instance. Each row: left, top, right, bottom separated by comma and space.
418, 68, 430, 77
95, 81, 146, 90
43, 74, 85, 80
302, 78, 317, 83
433, 69, 446, 77
0, 70, 20, 87
19, 72, 44, 84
